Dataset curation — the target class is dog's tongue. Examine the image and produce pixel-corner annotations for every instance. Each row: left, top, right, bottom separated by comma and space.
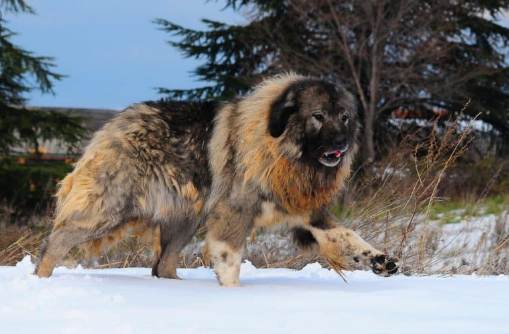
334, 150, 342, 158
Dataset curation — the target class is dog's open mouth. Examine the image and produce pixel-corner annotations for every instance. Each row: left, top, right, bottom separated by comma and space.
318, 146, 348, 167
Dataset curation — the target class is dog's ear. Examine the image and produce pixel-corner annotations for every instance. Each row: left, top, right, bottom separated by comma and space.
268, 89, 297, 137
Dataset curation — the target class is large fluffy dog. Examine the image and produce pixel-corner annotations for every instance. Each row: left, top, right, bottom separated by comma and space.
36, 74, 398, 285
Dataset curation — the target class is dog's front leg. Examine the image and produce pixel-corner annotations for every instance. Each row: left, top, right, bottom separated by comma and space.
205, 200, 254, 287
300, 210, 398, 276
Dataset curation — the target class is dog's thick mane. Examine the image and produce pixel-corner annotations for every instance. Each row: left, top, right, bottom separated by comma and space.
210, 73, 354, 214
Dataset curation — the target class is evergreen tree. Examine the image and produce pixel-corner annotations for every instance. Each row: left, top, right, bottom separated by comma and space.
0, 0, 84, 157
157, 0, 509, 162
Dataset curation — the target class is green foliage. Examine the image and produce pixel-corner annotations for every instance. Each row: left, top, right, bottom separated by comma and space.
428, 195, 509, 224
445, 156, 509, 197
483, 195, 509, 215
427, 200, 476, 224
0, 108, 86, 156
0, 0, 85, 156
332, 192, 509, 225
158, 0, 509, 151
0, 0, 61, 104
0, 159, 72, 219
155, 17, 279, 100
0, 0, 33, 14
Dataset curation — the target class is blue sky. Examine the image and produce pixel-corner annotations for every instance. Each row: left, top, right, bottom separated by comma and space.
6, 3, 509, 110
6, 1, 242, 109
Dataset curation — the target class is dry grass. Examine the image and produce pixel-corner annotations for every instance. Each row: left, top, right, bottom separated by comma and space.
0, 209, 507, 275
0, 224, 49, 266
475, 213, 509, 275
1, 115, 508, 275
0, 230, 47, 266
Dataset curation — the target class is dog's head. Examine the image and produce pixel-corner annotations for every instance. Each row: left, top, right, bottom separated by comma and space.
268, 78, 358, 168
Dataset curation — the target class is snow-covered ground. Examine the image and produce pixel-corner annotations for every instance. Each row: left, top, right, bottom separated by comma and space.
1, 257, 508, 334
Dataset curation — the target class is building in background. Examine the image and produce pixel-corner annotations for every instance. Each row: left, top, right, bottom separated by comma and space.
13, 108, 117, 164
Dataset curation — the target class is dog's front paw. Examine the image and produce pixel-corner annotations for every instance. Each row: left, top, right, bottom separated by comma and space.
370, 254, 398, 277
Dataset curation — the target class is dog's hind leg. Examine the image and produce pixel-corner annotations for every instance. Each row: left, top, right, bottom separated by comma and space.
35, 224, 90, 277
152, 216, 200, 279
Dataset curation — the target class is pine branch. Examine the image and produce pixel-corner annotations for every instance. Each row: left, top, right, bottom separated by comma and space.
0, 0, 76, 155
0, 0, 34, 14
157, 0, 509, 147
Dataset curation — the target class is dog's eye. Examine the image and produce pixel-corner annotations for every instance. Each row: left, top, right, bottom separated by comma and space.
312, 112, 325, 122
341, 114, 349, 124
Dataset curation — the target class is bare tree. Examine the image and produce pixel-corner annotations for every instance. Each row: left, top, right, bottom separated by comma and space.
159, 0, 509, 163
267, 0, 500, 162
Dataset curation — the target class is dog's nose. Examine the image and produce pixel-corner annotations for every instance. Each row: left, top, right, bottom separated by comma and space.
333, 136, 348, 151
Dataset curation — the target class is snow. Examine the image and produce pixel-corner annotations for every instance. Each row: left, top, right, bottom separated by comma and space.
1, 257, 508, 334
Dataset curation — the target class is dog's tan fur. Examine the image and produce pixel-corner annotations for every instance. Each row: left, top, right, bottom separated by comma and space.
36, 74, 397, 284
36, 103, 211, 278
79, 220, 160, 260
203, 74, 397, 285
234, 76, 353, 214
